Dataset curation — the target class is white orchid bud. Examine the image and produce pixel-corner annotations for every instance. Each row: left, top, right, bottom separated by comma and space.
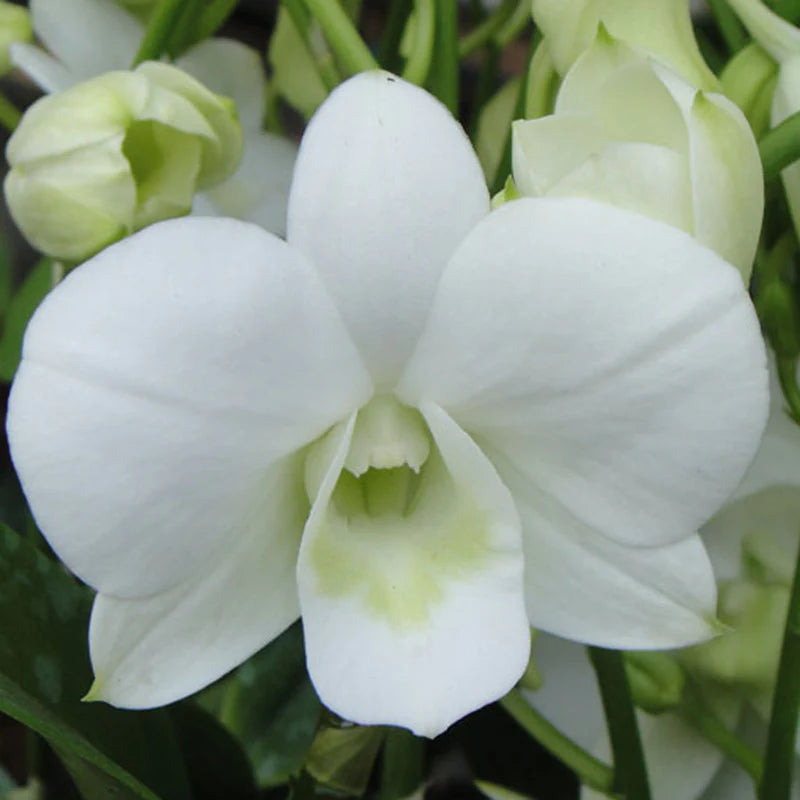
512, 30, 763, 282
0, 1, 31, 75
4, 61, 242, 262
531, 0, 718, 90
727, 0, 800, 239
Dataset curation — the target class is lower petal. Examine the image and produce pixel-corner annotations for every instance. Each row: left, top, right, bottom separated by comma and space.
296, 404, 529, 737
87, 455, 307, 709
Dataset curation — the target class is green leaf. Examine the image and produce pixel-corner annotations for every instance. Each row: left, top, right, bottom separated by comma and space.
172, 703, 257, 800
0, 525, 191, 800
0, 260, 52, 382
217, 623, 322, 787
306, 723, 385, 795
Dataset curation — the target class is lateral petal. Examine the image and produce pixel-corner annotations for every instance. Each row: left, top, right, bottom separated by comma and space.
8, 217, 370, 599
400, 197, 768, 549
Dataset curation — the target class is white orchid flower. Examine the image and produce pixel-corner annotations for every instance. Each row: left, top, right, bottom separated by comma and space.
12, 0, 296, 236
528, 362, 800, 798
512, 30, 764, 283
7, 72, 768, 738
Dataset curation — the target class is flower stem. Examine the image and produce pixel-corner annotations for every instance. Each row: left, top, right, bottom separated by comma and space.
678, 693, 762, 782
303, 0, 378, 76
283, 0, 342, 91
759, 531, 800, 800
760, 110, 800, 181
588, 647, 652, 800
379, 0, 413, 72
490, 34, 536, 193
708, 0, 748, 53
0, 93, 21, 131
499, 690, 615, 793
401, 0, 436, 86
777, 356, 800, 424
133, 0, 191, 64
458, 0, 518, 59
429, 0, 459, 114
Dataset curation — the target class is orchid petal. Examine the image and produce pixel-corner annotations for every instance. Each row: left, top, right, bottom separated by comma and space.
582, 694, 741, 800
193, 130, 297, 236
8, 217, 370, 599
177, 38, 267, 131
547, 141, 694, 234
512, 113, 611, 196
10, 42, 76, 93
686, 92, 763, 279
399, 198, 767, 550
287, 71, 489, 387
496, 454, 719, 647
29, 0, 139, 79
297, 404, 528, 737
87, 454, 306, 708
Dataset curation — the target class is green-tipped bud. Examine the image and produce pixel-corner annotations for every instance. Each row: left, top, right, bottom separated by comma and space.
624, 651, 685, 714
531, 0, 718, 90
4, 62, 242, 262
721, 43, 778, 138
0, 1, 31, 75
512, 31, 763, 282
680, 578, 789, 696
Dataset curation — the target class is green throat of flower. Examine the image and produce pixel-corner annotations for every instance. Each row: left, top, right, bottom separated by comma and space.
304, 395, 491, 629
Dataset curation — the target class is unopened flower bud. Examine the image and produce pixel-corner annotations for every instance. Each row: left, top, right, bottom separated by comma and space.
680, 577, 789, 696
0, 1, 31, 75
624, 651, 685, 714
4, 61, 242, 262
512, 30, 763, 281
721, 43, 777, 138
531, 0, 718, 90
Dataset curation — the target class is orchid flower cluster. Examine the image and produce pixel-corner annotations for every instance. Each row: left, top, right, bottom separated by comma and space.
2, 0, 800, 798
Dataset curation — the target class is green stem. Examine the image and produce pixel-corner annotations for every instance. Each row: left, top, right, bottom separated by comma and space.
588, 647, 652, 800
467, 43, 500, 137
429, 0, 459, 114
283, 0, 341, 91
709, 0, 749, 53
303, 0, 378, 75
379, 0, 413, 71
678, 695, 762, 782
401, 0, 436, 85
132, 0, 191, 64
0, 93, 21, 131
760, 110, 800, 181
778, 355, 800, 424
759, 533, 800, 799
379, 728, 424, 800
458, 0, 517, 58
494, 0, 531, 48
499, 690, 615, 793
490, 34, 536, 193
